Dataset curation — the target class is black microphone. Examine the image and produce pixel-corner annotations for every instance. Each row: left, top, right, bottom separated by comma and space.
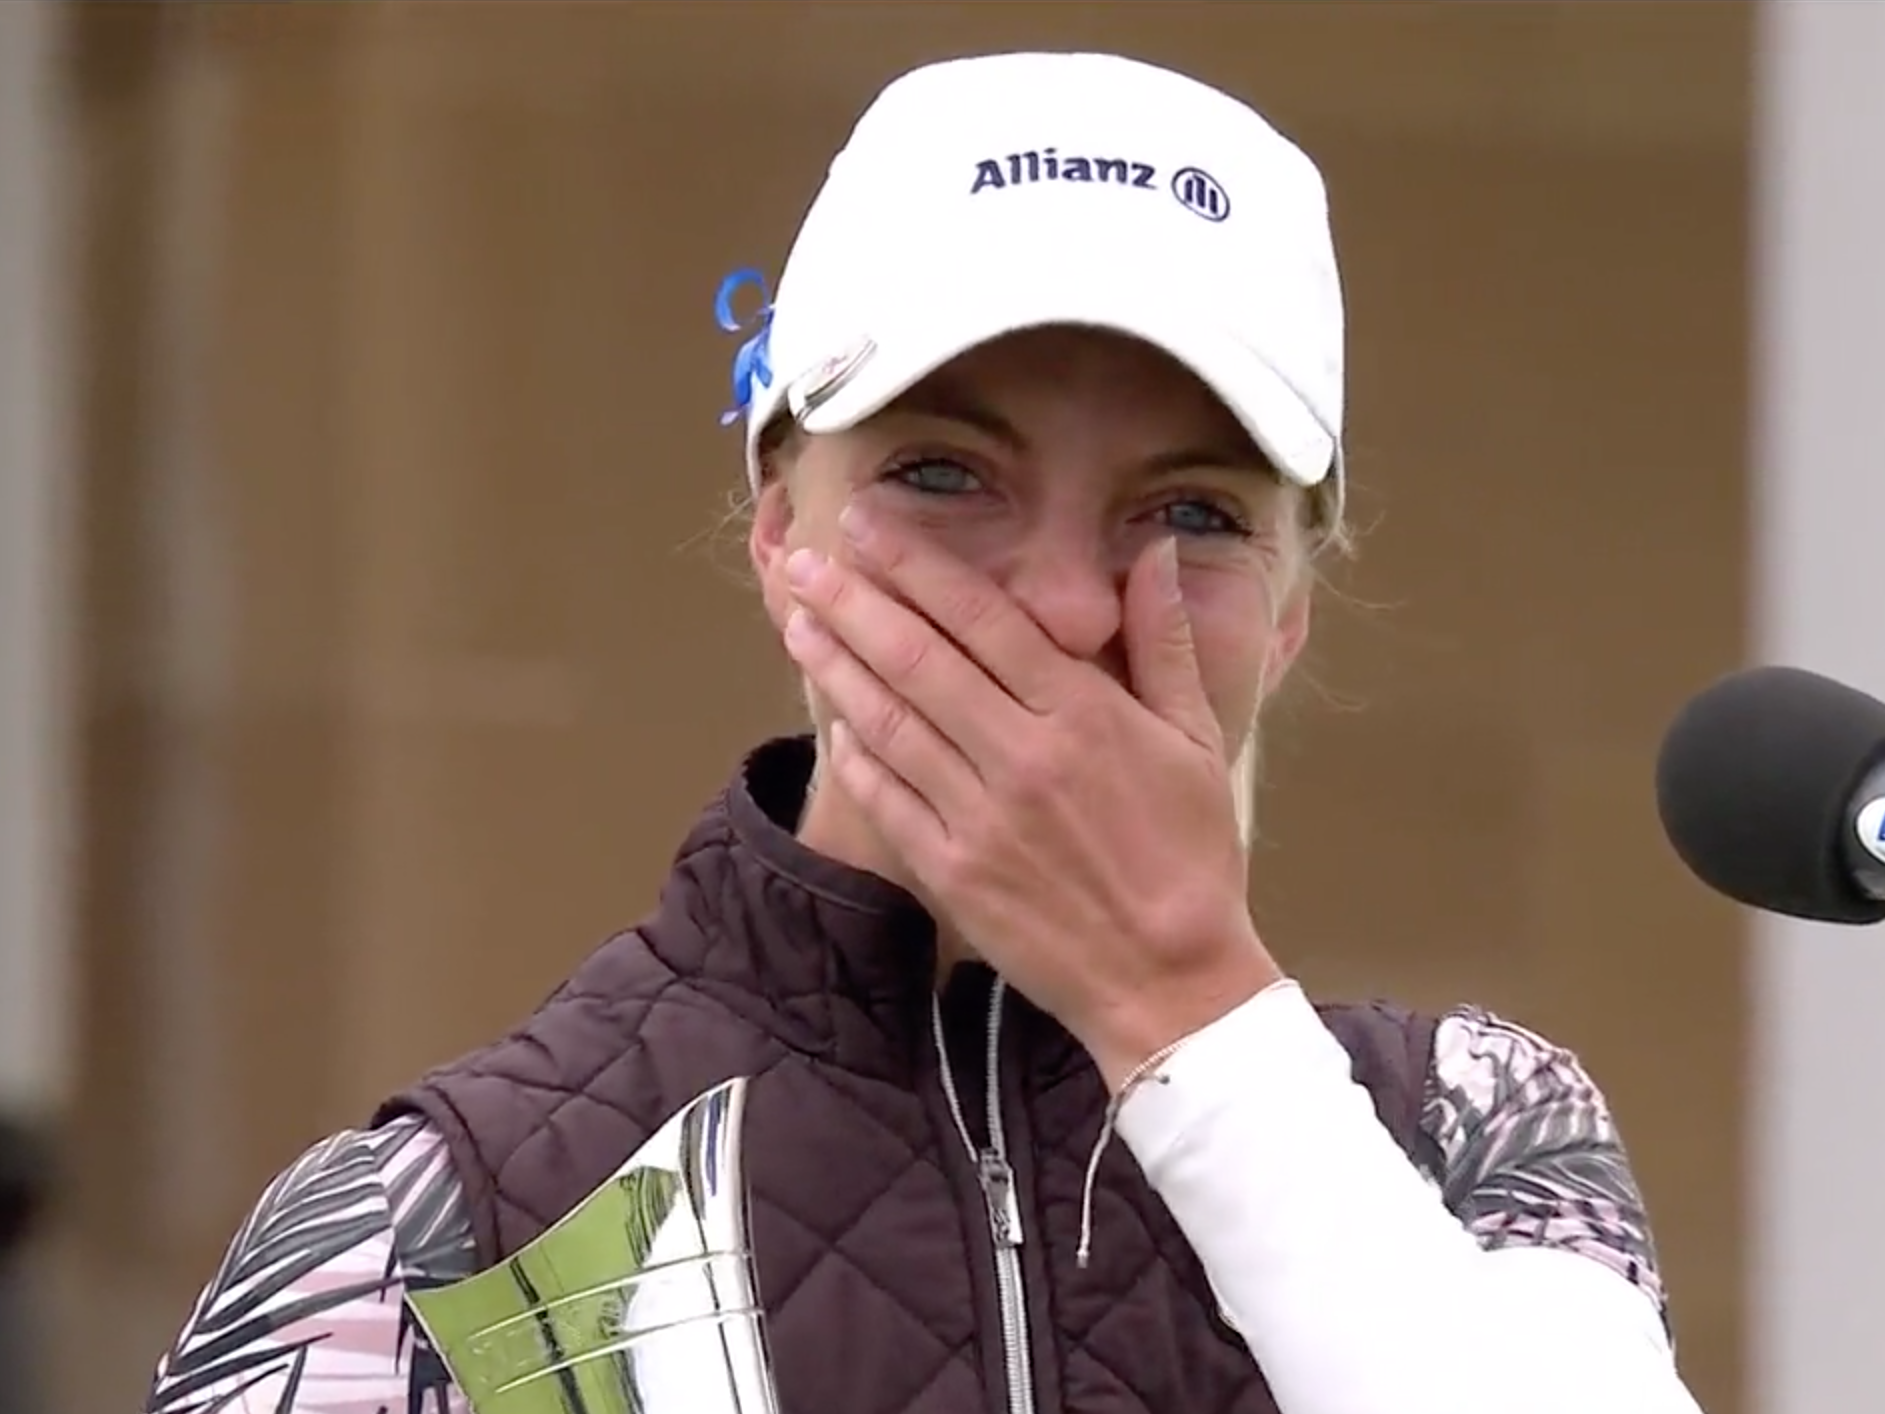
1655, 665, 1885, 925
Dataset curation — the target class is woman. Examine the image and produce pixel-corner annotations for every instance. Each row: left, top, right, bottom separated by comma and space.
144, 51, 1706, 1414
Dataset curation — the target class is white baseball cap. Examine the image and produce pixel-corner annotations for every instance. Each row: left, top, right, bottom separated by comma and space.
735, 52, 1346, 519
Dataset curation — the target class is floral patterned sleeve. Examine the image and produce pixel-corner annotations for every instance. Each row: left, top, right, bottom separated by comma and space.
1418, 1004, 1671, 1336
143, 1115, 479, 1414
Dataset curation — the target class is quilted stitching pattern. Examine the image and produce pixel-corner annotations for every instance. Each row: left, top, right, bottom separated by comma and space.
382, 739, 1435, 1414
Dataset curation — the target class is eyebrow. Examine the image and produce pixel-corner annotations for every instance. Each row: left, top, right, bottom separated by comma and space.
890, 386, 1028, 449
888, 385, 1279, 479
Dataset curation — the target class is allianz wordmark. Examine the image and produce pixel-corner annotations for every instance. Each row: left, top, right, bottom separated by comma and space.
969, 148, 1231, 223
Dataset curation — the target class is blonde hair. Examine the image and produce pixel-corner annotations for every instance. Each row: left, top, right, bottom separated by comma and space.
1229, 738, 1262, 848
1229, 476, 1340, 848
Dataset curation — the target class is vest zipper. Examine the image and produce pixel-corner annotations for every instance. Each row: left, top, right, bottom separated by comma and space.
932, 977, 1036, 1414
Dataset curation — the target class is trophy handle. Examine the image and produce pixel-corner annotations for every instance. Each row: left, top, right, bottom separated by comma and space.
407, 1078, 780, 1414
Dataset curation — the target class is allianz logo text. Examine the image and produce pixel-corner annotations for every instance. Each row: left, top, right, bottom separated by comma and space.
968, 149, 1231, 223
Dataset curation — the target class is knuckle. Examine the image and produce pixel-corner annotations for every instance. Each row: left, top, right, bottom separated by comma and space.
1006, 733, 1071, 802
839, 752, 882, 808
942, 585, 997, 635
931, 832, 986, 892
863, 694, 917, 754
872, 533, 913, 574
1057, 689, 1102, 735
881, 629, 933, 687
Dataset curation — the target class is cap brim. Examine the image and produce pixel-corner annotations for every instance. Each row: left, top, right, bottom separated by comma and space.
775, 284, 1337, 497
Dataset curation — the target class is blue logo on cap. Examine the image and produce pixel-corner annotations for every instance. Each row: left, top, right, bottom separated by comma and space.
1170, 167, 1230, 223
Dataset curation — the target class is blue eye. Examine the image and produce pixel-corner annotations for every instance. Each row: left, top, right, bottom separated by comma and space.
1159, 497, 1250, 538
884, 457, 984, 496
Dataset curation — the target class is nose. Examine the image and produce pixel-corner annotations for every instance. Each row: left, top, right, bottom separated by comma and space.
995, 527, 1126, 667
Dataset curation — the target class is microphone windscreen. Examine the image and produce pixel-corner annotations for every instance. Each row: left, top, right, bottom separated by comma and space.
1655, 665, 1885, 924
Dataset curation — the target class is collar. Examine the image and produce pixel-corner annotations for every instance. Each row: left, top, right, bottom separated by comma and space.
643, 736, 1087, 1087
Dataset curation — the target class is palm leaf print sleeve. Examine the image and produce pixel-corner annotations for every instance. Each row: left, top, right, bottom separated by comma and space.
143, 1114, 479, 1414
1419, 1005, 1672, 1338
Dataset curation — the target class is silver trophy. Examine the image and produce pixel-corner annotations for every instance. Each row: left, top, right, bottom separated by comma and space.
406, 1078, 780, 1414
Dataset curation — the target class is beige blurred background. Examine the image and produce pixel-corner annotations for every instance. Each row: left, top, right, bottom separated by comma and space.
0, 1, 1814, 1411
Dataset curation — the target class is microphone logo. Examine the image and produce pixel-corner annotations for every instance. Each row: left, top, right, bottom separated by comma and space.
1855, 797, 1885, 866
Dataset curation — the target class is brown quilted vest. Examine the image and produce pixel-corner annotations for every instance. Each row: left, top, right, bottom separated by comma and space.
380, 736, 1438, 1414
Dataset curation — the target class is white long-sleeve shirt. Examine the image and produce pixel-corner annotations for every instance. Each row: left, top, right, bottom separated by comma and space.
1120, 982, 1704, 1414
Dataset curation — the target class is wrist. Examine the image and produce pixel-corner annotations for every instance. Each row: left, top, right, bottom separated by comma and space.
1079, 943, 1286, 1094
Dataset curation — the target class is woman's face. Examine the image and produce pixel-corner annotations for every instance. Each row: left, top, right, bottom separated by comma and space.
749, 326, 1313, 766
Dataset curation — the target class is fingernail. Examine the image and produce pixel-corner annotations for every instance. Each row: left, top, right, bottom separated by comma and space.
1155, 537, 1181, 602
784, 606, 819, 650
839, 502, 873, 545
785, 547, 822, 589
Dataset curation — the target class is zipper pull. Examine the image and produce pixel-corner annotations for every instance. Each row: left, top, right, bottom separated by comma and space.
978, 1149, 1025, 1248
